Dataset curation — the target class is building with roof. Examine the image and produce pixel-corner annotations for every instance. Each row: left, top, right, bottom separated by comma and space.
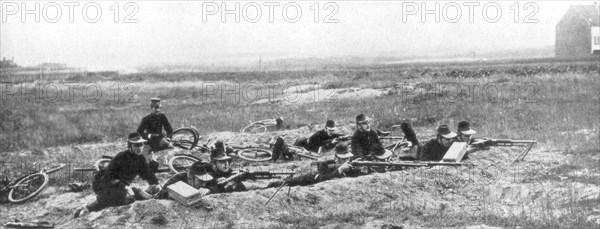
555, 4, 600, 58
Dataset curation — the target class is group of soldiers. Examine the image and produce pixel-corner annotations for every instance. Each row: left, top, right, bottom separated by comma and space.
74, 98, 486, 217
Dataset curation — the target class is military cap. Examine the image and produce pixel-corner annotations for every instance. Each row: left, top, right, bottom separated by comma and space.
334, 143, 353, 159
325, 120, 336, 130
457, 121, 476, 135
356, 114, 370, 124
437, 124, 457, 139
127, 132, 147, 144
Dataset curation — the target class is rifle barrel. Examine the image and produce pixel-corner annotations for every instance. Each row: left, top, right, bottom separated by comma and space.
351, 161, 471, 167
219, 171, 295, 185
218, 172, 246, 185
295, 153, 319, 160
492, 139, 536, 143
426, 162, 471, 166
379, 137, 404, 140
351, 161, 427, 167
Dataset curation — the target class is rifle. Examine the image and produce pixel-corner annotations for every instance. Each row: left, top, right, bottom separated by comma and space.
294, 151, 319, 160
349, 161, 472, 168
218, 170, 296, 185
379, 136, 404, 140
4, 221, 54, 229
321, 135, 351, 145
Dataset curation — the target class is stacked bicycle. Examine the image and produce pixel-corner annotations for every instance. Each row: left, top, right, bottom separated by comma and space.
168, 142, 275, 173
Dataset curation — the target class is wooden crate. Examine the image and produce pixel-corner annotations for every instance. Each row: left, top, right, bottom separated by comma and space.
442, 142, 468, 162
167, 181, 203, 206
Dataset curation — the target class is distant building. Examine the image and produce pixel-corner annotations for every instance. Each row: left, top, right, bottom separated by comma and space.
556, 5, 600, 58
0, 57, 18, 68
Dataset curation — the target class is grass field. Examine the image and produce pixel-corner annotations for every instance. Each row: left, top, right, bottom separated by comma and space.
1, 60, 598, 152
0, 59, 599, 228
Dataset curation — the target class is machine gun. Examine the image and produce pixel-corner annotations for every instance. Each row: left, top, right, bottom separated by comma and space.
471, 138, 537, 166
472, 138, 537, 147
217, 170, 296, 185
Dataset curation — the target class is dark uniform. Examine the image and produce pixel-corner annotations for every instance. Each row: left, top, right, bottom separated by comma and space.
272, 137, 295, 162
305, 129, 344, 152
268, 159, 369, 188
351, 129, 384, 158
208, 146, 247, 193
419, 139, 448, 161
88, 149, 158, 211
206, 169, 247, 193
137, 111, 173, 151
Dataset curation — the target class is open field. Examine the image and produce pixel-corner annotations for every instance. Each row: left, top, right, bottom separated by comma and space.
0, 59, 599, 228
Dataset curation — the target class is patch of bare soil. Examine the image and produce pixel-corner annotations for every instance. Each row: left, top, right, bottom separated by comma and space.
252, 85, 391, 105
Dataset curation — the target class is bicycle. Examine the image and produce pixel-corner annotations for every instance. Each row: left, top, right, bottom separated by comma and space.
167, 154, 204, 174
240, 117, 283, 133
1, 164, 65, 204
170, 126, 201, 150
229, 142, 274, 162
166, 142, 275, 173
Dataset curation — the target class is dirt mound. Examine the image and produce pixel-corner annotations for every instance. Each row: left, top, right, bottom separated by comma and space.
2, 125, 599, 228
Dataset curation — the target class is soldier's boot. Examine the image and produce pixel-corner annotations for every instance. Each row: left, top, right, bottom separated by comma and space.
131, 187, 153, 200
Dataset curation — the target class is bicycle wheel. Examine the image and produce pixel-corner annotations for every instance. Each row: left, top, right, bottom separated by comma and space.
237, 148, 273, 162
171, 127, 199, 150
241, 124, 267, 133
94, 158, 112, 172
168, 155, 200, 173
8, 172, 49, 204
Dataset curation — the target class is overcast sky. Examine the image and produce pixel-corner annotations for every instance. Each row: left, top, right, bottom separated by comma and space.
1, 1, 597, 70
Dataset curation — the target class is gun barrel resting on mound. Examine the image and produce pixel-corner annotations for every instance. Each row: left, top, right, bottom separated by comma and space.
350, 161, 472, 168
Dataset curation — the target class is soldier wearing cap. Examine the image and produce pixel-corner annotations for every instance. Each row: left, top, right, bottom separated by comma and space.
75, 133, 160, 217
208, 149, 247, 193
419, 125, 457, 161
137, 98, 174, 152
455, 121, 491, 157
456, 121, 477, 144
212, 140, 236, 158
351, 114, 385, 159
293, 120, 347, 153
308, 120, 348, 152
